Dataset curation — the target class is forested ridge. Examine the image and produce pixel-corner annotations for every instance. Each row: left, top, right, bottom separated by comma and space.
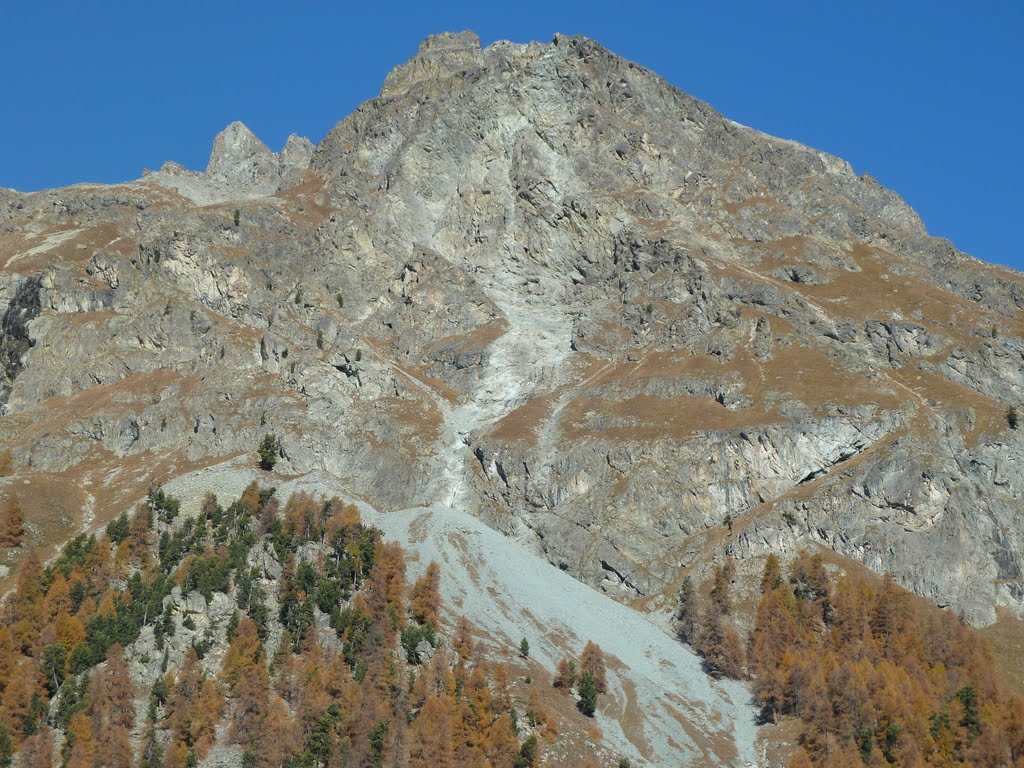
3, 476, 1024, 767
679, 552, 1024, 767
0, 484, 595, 768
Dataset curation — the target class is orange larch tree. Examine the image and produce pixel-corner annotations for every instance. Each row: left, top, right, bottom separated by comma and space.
579, 641, 607, 695
0, 492, 24, 548
407, 695, 457, 768
411, 561, 442, 627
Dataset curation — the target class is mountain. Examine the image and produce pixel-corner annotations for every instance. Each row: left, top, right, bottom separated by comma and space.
1, 30, 1024, 767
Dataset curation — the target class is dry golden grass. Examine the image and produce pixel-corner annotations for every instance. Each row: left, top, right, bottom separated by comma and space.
487, 393, 556, 444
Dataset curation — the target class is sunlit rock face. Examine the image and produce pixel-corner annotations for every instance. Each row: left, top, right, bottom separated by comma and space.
3, 32, 1024, 627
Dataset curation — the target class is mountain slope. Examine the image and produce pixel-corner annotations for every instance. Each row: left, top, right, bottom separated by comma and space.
2, 30, 1023, 632
157, 462, 757, 766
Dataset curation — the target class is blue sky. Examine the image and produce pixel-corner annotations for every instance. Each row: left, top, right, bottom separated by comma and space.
2, 1, 1021, 269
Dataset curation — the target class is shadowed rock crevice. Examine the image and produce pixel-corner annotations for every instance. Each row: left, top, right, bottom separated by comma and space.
0, 274, 40, 410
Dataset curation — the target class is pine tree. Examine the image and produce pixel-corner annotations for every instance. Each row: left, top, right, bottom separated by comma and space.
519, 637, 530, 659
258, 434, 279, 471
140, 724, 165, 768
577, 672, 598, 717
514, 734, 539, 768
674, 576, 699, 643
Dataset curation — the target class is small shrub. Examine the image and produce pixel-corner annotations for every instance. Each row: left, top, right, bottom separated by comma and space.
553, 658, 576, 690
400, 623, 437, 664
1009, 406, 1019, 430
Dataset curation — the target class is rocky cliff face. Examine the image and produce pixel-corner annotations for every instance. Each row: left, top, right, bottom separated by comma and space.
2, 31, 1024, 626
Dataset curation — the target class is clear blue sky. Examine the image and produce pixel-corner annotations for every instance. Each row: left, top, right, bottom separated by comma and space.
2, 1, 1021, 269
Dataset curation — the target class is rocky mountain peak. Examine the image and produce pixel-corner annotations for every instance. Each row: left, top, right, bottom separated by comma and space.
205, 120, 279, 190
3, 28, 1024, 638
278, 133, 314, 187
380, 30, 484, 97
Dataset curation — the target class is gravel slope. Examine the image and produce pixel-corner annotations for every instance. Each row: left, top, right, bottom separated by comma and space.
163, 463, 759, 767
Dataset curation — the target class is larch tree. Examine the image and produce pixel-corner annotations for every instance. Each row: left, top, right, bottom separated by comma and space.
128, 504, 154, 560
0, 448, 13, 476
223, 618, 270, 746
0, 493, 24, 548
410, 561, 442, 627
64, 711, 97, 768
750, 586, 798, 722
694, 561, 745, 680
43, 572, 72, 622
367, 541, 406, 636
786, 747, 814, 768
221, 618, 264, 691
19, 724, 54, 768
165, 649, 224, 760
255, 697, 301, 768
579, 641, 607, 695
230, 662, 270, 746
0, 627, 16, 694
0, 656, 43, 747
552, 658, 576, 691
696, 612, 746, 680
87, 644, 135, 768
760, 554, 783, 594
407, 695, 456, 768
481, 710, 520, 767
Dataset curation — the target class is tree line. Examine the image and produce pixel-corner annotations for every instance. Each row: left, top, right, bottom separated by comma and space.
0, 482, 603, 768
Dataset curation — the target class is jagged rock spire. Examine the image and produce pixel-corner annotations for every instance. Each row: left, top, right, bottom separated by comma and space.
205, 121, 280, 189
